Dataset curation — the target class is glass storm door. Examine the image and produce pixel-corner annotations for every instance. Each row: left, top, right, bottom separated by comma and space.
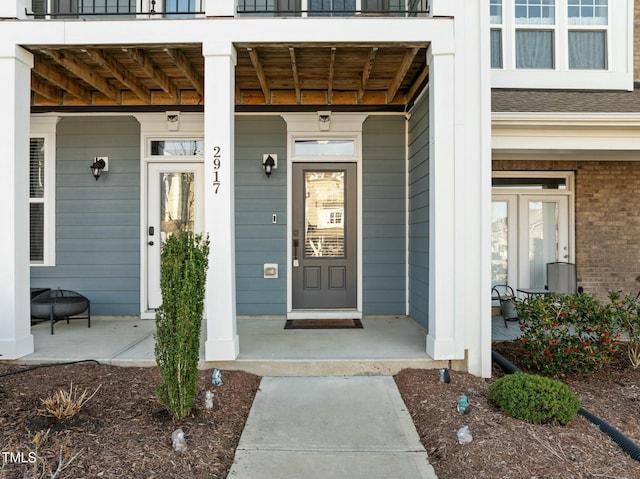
147, 162, 204, 309
292, 163, 357, 309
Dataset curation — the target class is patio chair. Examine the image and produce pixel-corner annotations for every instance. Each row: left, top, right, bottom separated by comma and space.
491, 285, 519, 328
546, 262, 578, 294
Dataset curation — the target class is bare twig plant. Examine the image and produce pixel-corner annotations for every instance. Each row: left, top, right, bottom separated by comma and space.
24, 429, 81, 479
628, 341, 640, 369
41, 382, 101, 421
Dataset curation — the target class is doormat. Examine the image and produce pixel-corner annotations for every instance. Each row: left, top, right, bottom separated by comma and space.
284, 319, 363, 330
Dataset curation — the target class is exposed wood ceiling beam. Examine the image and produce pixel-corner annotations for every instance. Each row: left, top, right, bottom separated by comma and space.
247, 48, 271, 104
83, 49, 151, 103
31, 75, 63, 104
288, 47, 301, 104
387, 47, 420, 104
123, 48, 180, 102
358, 47, 378, 104
42, 49, 119, 102
406, 65, 429, 105
164, 48, 204, 97
32, 56, 93, 104
328, 47, 336, 105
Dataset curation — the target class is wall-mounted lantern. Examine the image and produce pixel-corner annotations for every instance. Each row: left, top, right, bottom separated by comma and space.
262, 154, 277, 177
90, 157, 108, 181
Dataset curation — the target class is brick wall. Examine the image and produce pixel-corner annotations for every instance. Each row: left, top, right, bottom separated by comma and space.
493, 160, 640, 300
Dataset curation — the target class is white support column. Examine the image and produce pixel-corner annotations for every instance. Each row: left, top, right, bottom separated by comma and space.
426, 1, 492, 378
203, 41, 240, 360
0, 46, 34, 359
462, 0, 492, 378
426, 44, 459, 362
0, 0, 29, 18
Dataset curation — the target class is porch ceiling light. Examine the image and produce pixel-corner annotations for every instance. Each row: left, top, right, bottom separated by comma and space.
318, 111, 331, 131
262, 154, 276, 177
90, 157, 106, 181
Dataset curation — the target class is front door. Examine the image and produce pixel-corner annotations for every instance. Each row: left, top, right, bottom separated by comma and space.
292, 162, 357, 309
147, 162, 204, 309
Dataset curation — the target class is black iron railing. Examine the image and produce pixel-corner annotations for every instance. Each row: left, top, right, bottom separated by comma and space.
237, 0, 429, 17
27, 0, 428, 18
29, 0, 204, 18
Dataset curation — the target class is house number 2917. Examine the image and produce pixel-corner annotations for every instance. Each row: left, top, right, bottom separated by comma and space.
212, 146, 221, 194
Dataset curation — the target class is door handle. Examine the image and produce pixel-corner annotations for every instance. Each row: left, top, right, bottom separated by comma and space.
148, 241, 154, 246
149, 226, 155, 236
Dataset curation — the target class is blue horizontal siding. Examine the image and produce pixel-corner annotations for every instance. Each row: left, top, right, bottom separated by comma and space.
362, 115, 406, 316
407, 94, 430, 329
234, 116, 288, 316
31, 116, 141, 316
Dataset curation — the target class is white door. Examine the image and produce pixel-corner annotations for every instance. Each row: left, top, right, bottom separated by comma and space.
492, 194, 570, 291
147, 162, 204, 309
519, 195, 570, 290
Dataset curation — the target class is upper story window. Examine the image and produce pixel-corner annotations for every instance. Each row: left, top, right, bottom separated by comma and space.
164, 0, 198, 17
308, 0, 355, 16
489, 0, 627, 89
514, 0, 556, 69
567, 0, 608, 69
490, 0, 504, 68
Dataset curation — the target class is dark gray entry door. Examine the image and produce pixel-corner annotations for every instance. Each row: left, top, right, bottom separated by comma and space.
292, 163, 357, 309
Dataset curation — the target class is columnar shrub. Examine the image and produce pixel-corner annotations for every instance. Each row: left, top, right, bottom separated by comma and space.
155, 232, 210, 420
488, 372, 581, 425
516, 293, 620, 376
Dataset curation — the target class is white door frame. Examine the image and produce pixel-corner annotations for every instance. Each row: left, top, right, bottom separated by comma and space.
146, 161, 205, 310
136, 112, 205, 319
491, 171, 575, 294
282, 113, 367, 320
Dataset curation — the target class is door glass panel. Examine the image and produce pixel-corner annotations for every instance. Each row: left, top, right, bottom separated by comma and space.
304, 171, 345, 257
528, 200, 559, 288
160, 172, 195, 241
151, 140, 203, 156
294, 140, 355, 156
491, 201, 509, 286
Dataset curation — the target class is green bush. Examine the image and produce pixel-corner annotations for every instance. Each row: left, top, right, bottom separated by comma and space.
154, 232, 210, 420
516, 293, 620, 376
487, 373, 581, 425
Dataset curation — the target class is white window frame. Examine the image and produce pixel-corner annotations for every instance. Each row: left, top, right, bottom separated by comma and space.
491, 0, 632, 90
30, 116, 58, 267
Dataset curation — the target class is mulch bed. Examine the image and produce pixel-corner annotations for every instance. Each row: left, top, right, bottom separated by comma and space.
394, 341, 640, 479
1, 341, 639, 479
0, 363, 260, 479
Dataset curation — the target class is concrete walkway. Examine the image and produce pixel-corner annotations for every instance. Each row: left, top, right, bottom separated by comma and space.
227, 376, 438, 479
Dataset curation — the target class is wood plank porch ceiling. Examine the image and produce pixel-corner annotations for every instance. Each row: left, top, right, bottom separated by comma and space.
27, 43, 429, 109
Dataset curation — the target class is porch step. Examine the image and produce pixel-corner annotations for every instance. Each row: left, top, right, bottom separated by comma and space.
200, 358, 460, 377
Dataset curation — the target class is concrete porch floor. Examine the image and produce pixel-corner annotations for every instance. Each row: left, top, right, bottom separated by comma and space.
13, 316, 520, 376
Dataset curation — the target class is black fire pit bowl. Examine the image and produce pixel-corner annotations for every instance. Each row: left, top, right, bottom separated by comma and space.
31, 289, 91, 335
